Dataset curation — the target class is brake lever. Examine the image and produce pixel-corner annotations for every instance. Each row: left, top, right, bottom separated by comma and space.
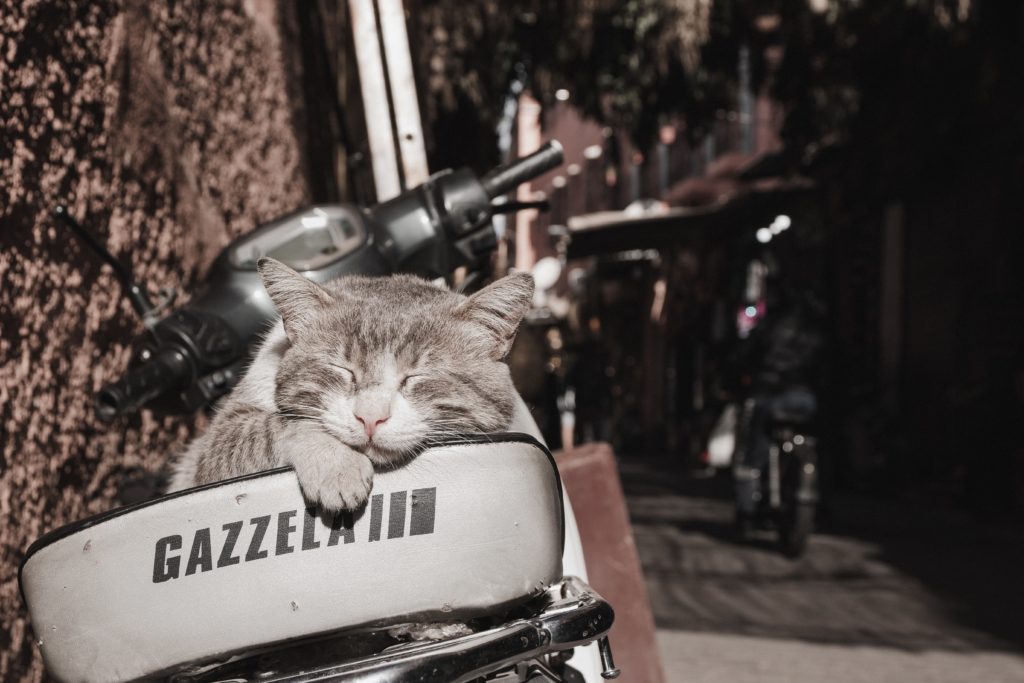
490, 199, 551, 215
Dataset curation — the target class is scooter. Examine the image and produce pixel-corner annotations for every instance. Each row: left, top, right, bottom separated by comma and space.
705, 390, 819, 558
19, 142, 622, 682
706, 262, 822, 558
731, 385, 819, 558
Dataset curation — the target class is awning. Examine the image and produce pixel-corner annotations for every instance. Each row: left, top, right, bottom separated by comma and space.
565, 179, 814, 259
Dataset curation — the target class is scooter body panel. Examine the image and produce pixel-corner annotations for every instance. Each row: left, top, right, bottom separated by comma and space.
21, 434, 563, 683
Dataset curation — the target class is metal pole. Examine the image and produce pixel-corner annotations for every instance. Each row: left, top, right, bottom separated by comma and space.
376, 0, 429, 186
515, 92, 542, 271
348, 0, 402, 200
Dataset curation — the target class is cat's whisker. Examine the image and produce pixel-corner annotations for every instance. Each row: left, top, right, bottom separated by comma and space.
281, 403, 327, 417
276, 414, 319, 424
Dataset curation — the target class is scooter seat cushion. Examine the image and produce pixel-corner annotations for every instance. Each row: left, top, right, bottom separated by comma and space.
19, 433, 563, 683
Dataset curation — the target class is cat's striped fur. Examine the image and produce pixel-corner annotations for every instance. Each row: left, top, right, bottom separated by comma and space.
169, 258, 534, 513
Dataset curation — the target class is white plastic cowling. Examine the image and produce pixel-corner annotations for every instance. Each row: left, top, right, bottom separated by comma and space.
20, 434, 563, 683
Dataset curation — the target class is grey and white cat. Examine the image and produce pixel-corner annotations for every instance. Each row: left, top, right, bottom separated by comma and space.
169, 257, 534, 513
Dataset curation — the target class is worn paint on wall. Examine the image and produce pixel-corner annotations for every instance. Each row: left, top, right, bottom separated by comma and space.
0, 1, 310, 678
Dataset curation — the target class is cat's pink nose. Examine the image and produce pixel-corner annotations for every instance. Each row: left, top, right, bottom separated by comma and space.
355, 413, 389, 439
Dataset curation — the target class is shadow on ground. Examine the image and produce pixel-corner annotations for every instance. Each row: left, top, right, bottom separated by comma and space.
619, 456, 1024, 653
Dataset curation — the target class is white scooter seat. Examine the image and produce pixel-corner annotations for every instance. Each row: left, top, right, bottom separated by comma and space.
19, 433, 563, 683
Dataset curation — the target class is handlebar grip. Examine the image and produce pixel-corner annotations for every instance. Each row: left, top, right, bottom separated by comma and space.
481, 140, 564, 199
95, 348, 191, 422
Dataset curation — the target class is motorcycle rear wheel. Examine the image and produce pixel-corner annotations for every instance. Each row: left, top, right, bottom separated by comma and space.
778, 503, 814, 558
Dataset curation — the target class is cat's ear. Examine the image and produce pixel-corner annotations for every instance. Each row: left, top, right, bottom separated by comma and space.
456, 271, 534, 359
257, 258, 335, 341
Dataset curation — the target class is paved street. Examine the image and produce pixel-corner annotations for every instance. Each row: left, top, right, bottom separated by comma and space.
619, 459, 1024, 682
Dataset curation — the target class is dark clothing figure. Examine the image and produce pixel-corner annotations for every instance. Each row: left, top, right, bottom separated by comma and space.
734, 302, 824, 516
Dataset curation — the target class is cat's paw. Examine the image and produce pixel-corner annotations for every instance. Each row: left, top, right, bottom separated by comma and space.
278, 427, 374, 511
313, 450, 375, 512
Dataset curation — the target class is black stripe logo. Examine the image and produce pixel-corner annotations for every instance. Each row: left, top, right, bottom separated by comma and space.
152, 488, 436, 583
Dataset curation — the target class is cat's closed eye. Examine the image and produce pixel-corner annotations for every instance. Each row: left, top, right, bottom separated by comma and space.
331, 365, 356, 383
400, 374, 425, 391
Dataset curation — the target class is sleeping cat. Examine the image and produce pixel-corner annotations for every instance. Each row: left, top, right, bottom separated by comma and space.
168, 257, 534, 514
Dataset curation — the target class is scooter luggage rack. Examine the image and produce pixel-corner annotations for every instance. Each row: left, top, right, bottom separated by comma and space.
175, 576, 617, 683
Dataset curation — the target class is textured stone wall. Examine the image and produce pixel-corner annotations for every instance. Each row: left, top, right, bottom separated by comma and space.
0, 1, 311, 678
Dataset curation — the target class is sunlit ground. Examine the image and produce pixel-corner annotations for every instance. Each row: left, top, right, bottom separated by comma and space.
620, 459, 1024, 683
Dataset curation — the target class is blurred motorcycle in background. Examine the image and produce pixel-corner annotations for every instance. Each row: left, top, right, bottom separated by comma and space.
707, 256, 824, 558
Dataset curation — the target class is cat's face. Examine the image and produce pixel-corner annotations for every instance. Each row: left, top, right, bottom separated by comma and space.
259, 259, 534, 468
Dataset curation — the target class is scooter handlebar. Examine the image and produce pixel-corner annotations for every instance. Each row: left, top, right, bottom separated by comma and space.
91, 142, 565, 419
480, 141, 564, 199
95, 347, 191, 422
